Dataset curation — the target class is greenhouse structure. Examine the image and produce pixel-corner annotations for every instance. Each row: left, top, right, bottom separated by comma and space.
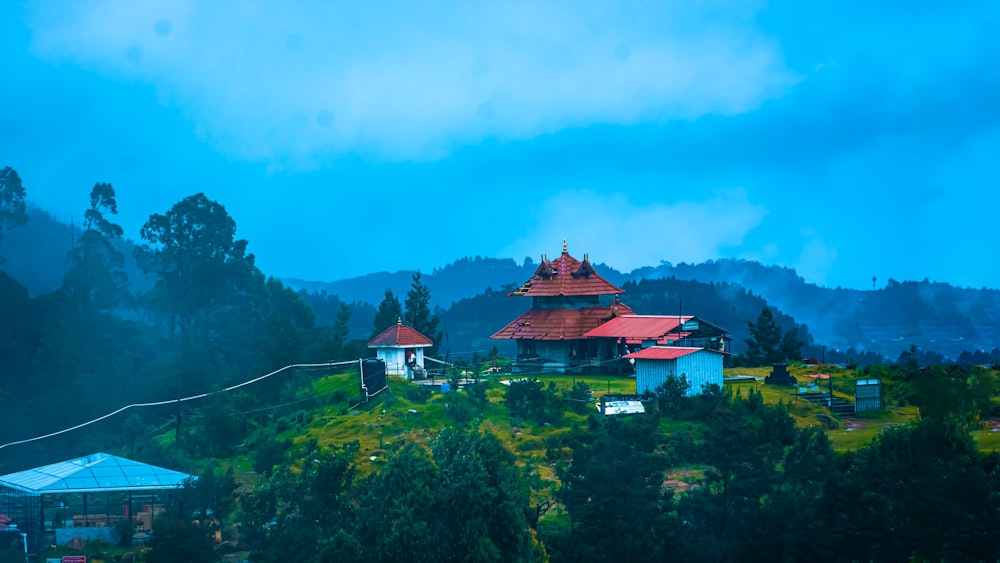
0, 452, 194, 559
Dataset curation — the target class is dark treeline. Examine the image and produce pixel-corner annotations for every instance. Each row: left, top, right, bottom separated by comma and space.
0, 178, 362, 473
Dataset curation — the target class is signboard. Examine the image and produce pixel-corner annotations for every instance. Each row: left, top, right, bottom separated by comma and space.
62, 557, 87, 563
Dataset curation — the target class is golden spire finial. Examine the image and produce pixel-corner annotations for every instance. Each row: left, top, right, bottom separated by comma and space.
562, 238, 567, 253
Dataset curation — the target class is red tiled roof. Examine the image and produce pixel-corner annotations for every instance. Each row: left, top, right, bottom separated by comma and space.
491, 301, 636, 341
510, 249, 625, 297
583, 315, 694, 339
368, 321, 433, 347
625, 346, 723, 360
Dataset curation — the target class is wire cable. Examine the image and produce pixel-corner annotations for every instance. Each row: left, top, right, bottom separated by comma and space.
0, 360, 359, 450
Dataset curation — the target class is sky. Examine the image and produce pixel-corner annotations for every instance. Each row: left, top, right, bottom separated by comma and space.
2, 1, 999, 289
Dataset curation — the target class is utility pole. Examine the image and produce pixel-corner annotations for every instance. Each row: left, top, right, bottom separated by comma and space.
174, 400, 182, 445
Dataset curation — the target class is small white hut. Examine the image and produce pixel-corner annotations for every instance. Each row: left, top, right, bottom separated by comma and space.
368, 318, 434, 379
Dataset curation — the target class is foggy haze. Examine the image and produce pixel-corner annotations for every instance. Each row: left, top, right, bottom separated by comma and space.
2, 2, 999, 289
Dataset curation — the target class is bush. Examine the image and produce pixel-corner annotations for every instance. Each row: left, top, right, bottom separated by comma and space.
113, 516, 135, 546
252, 437, 290, 475
404, 385, 433, 403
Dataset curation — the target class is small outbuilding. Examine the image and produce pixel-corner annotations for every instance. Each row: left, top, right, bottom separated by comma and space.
368, 318, 434, 379
627, 346, 724, 396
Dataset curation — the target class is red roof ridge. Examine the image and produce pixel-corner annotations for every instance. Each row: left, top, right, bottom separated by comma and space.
625, 346, 724, 360
508, 244, 624, 297
368, 322, 433, 347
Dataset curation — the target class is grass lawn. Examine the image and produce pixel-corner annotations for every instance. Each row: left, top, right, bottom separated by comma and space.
292, 368, 924, 464
971, 424, 1000, 452
233, 365, 994, 482
826, 405, 918, 452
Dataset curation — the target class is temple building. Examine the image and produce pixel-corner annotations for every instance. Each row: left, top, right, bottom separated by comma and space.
491, 241, 732, 375
491, 241, 635, 373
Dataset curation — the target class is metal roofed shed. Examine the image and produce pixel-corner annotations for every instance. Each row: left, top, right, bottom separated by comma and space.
0, 453, 195, 558
627, 346, 725, 396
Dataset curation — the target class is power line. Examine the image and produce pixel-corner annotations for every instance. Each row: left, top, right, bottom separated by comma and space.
184, 378, 362, 418
0, 360, 359, 450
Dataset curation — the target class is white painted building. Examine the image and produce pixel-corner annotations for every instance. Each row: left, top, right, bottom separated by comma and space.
627, 346, 724, 396
367, 318, 433, 380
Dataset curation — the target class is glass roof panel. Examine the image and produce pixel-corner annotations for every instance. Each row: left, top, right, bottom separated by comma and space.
0, 453, 194, 494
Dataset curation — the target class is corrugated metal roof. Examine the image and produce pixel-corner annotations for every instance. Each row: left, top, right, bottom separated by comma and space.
625, 346, 722, 360
583, 315, 693, 339
0, 453, 193, 494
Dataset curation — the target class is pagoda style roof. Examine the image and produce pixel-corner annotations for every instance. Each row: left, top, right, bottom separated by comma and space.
491, 300, 636, 341
510, 243, 624, 297
0, 453, 193, 494
368, 318, 433, 348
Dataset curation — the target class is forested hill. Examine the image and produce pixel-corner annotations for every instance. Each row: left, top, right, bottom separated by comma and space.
627, 260, 1000, 361
291, 257, 1000, 361
5, 204, 999, 361
1, 204, 153, 295
284, 256, 539, 308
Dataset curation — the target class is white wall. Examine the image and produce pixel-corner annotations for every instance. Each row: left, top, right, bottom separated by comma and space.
375, 347, 427, 379
377, 348, 406, 376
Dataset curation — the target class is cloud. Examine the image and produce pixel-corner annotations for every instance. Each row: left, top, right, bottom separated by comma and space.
25, 1, 796, 164
793, 236, 838, 286
500, 188, 767, 272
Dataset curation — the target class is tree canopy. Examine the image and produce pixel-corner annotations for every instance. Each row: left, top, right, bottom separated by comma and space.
0, 166, 28, 257
371, 288, 403, 338
135, 193, 259, 336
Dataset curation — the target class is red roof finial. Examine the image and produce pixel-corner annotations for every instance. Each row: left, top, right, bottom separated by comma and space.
562, 238, 567, 254
397, 316, 402, 325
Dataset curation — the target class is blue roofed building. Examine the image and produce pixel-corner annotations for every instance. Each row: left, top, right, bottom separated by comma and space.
0, 452, 194, 559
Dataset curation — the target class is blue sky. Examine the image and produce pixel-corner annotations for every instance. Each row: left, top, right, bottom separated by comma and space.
2, 1, 998, 289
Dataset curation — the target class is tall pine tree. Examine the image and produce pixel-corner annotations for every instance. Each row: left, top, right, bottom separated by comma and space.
0, 166, 28, 257
404, 271, 442, 353
372, 288, 402, 338
744, 306, 783, 366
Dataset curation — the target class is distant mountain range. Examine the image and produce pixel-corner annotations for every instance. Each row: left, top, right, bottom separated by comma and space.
4, 206, 998, 361
286, 258, 1000, 361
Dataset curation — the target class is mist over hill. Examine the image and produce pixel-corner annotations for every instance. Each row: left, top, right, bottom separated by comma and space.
2, 204, 153, 296
3, 207, 997, 362
288, 258, 1000, 361
627, 260, 1000, 361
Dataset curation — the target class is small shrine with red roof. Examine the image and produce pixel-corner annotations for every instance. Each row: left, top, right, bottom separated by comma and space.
491, 240, 636, 373
368, 318, 434, 380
